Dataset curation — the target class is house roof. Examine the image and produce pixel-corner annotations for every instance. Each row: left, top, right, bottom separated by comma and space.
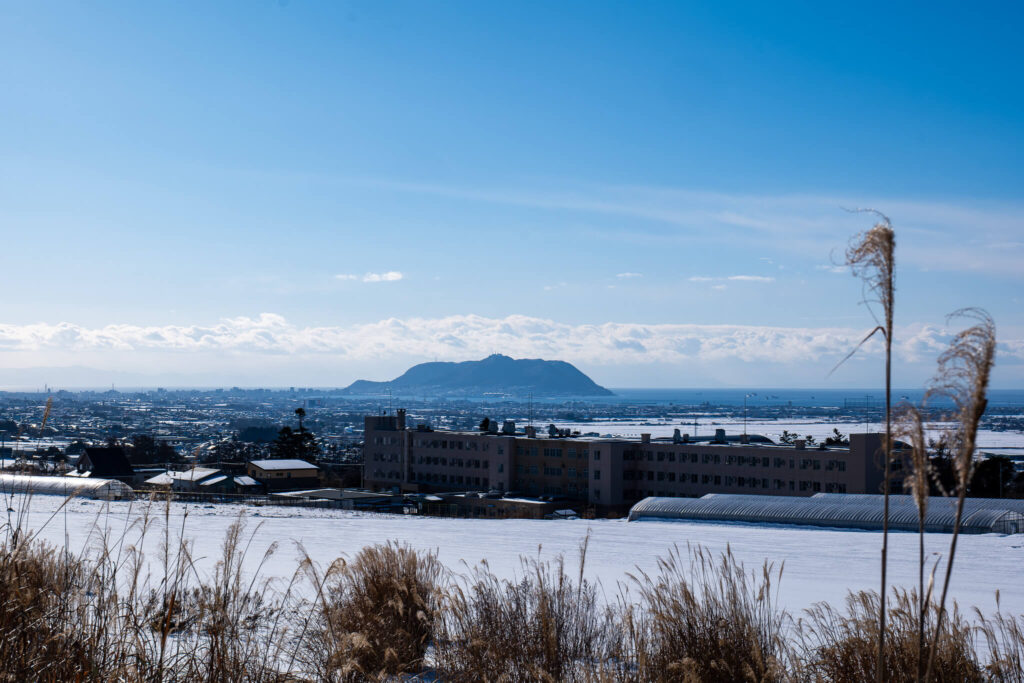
144, 472, 174, 486
233, 476, 259, 487
199, 475, 228, 486
271, 488, 394, 501
171, 467, 220, 482
248, 459, 319, 471
81, 447, 134, 477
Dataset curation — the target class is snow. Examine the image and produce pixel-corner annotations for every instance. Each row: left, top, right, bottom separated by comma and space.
555, 418, 1024, 449
7, 494, 1022, 619
172, 467, 220, 482
249, 459, 319, 471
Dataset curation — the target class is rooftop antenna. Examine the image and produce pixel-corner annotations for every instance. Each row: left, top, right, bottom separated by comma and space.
528, 392, 534, 427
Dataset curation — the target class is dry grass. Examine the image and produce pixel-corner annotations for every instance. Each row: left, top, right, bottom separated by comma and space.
613, 544, 789, 683
896, 403, 934, 679
0, 495, 291, 682
977, 603, 1024, 682
433, 535, 614, 682
924, 308, 997, 680
0, 537, 94, 682
795, 589, 983, 683
299, 542, 443, 681
2, 493, 1022, 682
842, 213, 897, 683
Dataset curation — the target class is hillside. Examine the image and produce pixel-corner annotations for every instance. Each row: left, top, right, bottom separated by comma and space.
342, 354, 613, 397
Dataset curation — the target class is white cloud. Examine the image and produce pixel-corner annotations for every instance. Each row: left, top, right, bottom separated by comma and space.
727, 275, 775, 283
689, 275, 775, 283
362, 271, 403, 283
336, 272, 404, 283
616, 272, 643, 279
1, 314, 1019, 368
815, 265, 847, 274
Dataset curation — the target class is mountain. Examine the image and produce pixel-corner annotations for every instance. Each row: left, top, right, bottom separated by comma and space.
342, 354, 613, 397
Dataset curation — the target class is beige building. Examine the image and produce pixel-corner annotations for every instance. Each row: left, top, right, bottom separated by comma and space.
364, 410, 889, 513
247, 458, 320, 491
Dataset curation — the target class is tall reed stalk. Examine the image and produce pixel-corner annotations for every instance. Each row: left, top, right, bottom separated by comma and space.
924, 308, 996, 681
843, 213, 896, 683
897, 404, 932, 680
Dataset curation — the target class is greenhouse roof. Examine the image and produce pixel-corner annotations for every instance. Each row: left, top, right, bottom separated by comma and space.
0, 473, 134, 500
628, 493, 1024, 534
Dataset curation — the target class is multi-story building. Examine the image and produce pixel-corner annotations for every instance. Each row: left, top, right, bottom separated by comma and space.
364, 410, 888, 513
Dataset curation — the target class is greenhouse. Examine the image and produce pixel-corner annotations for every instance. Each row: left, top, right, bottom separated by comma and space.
0, 474, 134, 501
811, 492, 1024, 516
628, 493, 1024, 534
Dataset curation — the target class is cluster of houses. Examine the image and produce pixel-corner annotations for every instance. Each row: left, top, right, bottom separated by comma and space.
69, 447, 322, 496
61, 446, 407, 512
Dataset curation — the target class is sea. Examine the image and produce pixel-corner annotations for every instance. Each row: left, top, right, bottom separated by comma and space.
582, 388, 1024, 409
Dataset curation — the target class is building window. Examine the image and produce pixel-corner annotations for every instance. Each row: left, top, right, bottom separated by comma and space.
594, 469, 601, 480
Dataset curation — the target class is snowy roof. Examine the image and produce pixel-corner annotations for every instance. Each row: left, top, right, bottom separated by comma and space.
145, 472, 174, 486
233, 476, 259, 487
272, 488, 393, 501
199, 475, 228, 486
248, 459, 319, 471
171, 467, 220, 482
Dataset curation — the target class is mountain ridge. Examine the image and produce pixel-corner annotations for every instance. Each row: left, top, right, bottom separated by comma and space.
342, 354, 613, 397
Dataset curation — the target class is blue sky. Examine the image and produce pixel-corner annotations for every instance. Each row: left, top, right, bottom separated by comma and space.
1, 1, 1022, 388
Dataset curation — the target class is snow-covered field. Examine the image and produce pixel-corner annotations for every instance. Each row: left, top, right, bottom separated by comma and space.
7, 494, 1023, 619
557, 418, 1024, 450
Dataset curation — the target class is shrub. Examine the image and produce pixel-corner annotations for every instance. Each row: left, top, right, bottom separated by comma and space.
433, 538, 613, 682
301, 542, 443, 681
795, 589, 983, 682
616, 544, 789, 683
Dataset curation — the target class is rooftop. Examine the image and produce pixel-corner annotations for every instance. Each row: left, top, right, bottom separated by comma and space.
171, 467, 220, 482
248, 459, 319, 471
